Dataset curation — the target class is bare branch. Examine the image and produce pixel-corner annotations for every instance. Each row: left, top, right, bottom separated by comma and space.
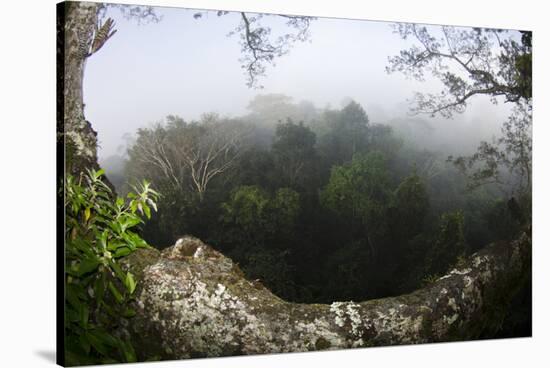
387, 24, 531, 117
194, 10, 314, 88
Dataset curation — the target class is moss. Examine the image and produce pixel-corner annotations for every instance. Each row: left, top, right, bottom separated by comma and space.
420, 314, 433, 339
121, 247, 161, 281
314, 337, 331, 350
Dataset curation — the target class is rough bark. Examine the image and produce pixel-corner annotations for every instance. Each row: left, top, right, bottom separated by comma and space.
120, 231, 531, 360
57, 2, 101, 175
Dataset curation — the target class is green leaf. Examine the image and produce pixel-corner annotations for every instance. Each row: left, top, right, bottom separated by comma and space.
100, 301, 117, 318
119, 339, 137, 363
130, 200, 138, 213
77, 258, 100, 276
109, 260, 126, 282
89, 329, 119, 347
109, 221, 122, 234
122, 307, 136, 318
80, 304, 89, 329
129, 233, 148, 248
70, 238, 95, 258
94, 272, 106, 305
95, 169, 105, 178
64, 170, 158, 364
125, 215, 143, 229
85, 331, 108, 356
66, 285, 84, 311
114, 247, 132, 258
124, 272, 136, 295
108, 281, 124, 304
79, 333, 91, 355
84, 207, 91, 222
147, 198, 158, 212
66, 307, 80, 323
107, 240, 127, 251
98, 230, 108, 250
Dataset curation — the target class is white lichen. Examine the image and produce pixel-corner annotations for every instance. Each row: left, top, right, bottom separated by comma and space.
346, 303, 363, 337
449, 268, 472, 276
444, 313, 459, 325
330, 302, 346, 327
194, 245, 204, 258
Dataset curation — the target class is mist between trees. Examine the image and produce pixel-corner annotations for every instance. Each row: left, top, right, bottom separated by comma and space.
100, 94, 530, 320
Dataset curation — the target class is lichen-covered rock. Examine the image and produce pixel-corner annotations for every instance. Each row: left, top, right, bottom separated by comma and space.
123, 232, 531, 360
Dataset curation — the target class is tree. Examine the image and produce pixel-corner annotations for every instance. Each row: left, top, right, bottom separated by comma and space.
58, 2, 159, 177
219, 186, 301, 299
272, 119, 318, 189
122, 232, 531, 358
127, 115, 251, 201
246, 94, 318, 127
449, 100, 532, 197
321, 152, 390, 256
427, 211, 466, 276
247, 93, 295, 119
318, 101, 371, 166
59, 2, 104, 176
391, 171, 430, 239
220, 185, 300, 247
387, 22, 532, 227
368, 123, 403, 161
194, 11, 315, 88
221, 185, 271, 242
387, 24, 532, 118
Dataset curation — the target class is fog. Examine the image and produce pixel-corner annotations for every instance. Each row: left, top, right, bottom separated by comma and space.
84, 5, 512, 161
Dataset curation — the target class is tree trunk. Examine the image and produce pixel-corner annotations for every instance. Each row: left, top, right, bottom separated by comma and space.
58, 2, 101, 176
120, 231, 531, 360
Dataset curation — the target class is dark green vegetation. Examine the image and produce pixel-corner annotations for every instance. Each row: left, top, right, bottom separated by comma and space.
64, 169, 158, 365
101, 96, 531, 318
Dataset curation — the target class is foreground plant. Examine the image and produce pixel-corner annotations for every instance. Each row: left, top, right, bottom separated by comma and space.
64, 169, 158, 365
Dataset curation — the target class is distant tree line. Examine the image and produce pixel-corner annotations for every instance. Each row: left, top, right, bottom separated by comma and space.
99, 95, 530, 306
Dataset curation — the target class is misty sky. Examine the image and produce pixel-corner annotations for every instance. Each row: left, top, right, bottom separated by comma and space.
84, 4, 513, 159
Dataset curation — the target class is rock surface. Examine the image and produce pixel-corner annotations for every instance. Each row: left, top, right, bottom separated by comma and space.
120, 232, 531, 360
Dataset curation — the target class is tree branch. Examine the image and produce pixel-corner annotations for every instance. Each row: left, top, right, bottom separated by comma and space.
122, 232, 531, 359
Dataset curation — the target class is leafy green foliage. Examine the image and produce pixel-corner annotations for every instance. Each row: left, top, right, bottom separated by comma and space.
65, 169, 158, 365
427, 211, 466, 275
323, 241, 373, 299
220, 185, 300, 247
321, 152, 390, 231
272, 119, 318, 189
390, 172, 430, 239
235, 247, 298, 299
219, 185, 301, 298
318, 101, 370, 166
221, 185, 270, 237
